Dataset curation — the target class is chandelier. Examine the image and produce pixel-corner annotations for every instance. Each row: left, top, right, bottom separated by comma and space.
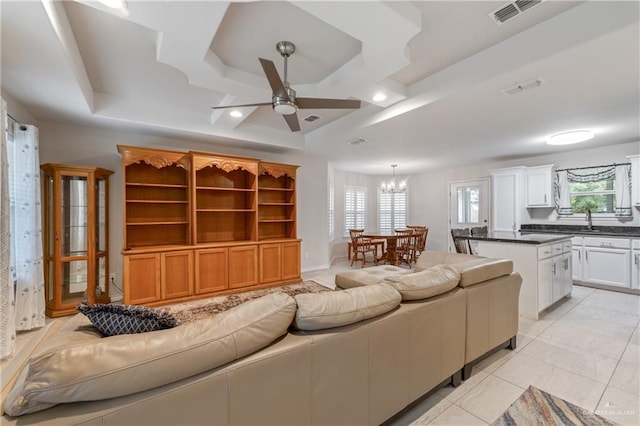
380, 164, 407, 193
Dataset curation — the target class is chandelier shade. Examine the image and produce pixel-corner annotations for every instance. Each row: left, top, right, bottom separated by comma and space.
380, 164, 407, 193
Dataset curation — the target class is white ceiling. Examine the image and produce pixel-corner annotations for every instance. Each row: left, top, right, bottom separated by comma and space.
1, 1, 638, 174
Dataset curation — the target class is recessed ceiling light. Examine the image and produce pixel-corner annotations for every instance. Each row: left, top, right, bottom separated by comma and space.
546, 130, 594, 145
229, 110, 243, 118
372, 93, 387, 102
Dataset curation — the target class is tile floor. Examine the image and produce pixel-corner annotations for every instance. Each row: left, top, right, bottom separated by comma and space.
302, 259, 640, 426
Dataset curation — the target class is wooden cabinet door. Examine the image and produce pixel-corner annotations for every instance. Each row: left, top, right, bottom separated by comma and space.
124, 253, 161, 304
195, 248, 228, 294
282, 241, 301, 281
229, 245, 258, 289
161, 251, 193, 300
260, 243, 282, 284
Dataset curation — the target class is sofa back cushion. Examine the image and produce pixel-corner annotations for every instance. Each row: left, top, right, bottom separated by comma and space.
293, 284, 401, 330
415, 251, 480, 272
452, 258, 513, 288
4, 292, 296, 416
385, 264, 460, 300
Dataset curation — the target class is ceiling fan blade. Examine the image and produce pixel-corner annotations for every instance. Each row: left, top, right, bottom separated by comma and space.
210, 102, 272, 110
259, 58, 288, 99
297, 97, 361, 109
283, 112, 301, 132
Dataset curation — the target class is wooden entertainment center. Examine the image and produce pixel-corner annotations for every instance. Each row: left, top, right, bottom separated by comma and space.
118, 145, 301, 306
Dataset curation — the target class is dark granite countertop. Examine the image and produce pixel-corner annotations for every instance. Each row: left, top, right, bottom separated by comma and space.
520, 224, 640, 238
463, 232, 572, 245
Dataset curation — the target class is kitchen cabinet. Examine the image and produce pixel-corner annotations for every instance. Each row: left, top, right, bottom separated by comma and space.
490, 167, 526, 233
259, 241, 301, 284
575, 237, 632, 289
571, 236, 584, 281
632, 240, 640, 290
474, 236, 572, 320
526, 165, 554, 208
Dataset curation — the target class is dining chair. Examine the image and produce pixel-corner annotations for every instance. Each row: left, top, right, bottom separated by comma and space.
450, 228, 472, 254
349, 229, 378, 268
394, 229, 415, 266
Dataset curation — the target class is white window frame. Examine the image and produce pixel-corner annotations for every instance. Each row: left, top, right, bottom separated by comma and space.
378, 189, 407, 233
565, 176, 617, 220
344, 185, 366, 237
328, 177, 334, 241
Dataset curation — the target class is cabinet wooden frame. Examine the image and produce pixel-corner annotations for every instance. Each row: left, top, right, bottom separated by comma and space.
41, 164, 113, 317
118, 146, 301, 307
119, 145, 190, 249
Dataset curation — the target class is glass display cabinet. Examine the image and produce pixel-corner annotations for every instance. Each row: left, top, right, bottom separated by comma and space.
41, 164, 113, 317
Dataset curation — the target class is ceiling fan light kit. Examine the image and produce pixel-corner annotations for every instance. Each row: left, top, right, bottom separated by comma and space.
211, 41, 361, 132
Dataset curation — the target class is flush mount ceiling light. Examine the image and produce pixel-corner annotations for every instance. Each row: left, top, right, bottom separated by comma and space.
346, 137, 366, 145
372, 92, 387, 102
547, 130, 594, 145
229, 110, 243, 118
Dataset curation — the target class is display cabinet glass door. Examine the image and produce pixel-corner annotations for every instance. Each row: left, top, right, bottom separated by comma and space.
61, 175, 89, 304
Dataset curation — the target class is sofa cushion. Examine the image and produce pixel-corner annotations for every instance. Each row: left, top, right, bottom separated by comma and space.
335, 265, 413, 289
385, 264, 461, 300
293, 284, 401, 330
452, 258, 513, 288
77, 301, 180, 337
4, 292, 296, 416
414, 251, 481, 272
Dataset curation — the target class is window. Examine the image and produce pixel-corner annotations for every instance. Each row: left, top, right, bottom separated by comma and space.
328, 177, 334, 241
456, 186, 480, 224
344, 186, 366, 236
570, 176, 616, 214
378, 190, 406, 233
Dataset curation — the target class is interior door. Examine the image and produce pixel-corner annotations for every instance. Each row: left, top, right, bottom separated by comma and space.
449, 179, 490, 252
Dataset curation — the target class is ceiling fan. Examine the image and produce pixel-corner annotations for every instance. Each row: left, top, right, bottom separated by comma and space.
211, 41, 361, 132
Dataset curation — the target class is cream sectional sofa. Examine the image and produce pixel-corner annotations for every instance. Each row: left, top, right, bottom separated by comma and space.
1, 251, 521, 426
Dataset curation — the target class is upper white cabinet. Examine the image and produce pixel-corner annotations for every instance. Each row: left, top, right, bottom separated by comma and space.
627, 155, 640, 206
490, 167, 526, 232
526, 165, 554, 208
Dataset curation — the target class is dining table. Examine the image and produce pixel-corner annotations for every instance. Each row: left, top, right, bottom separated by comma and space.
362, 230, 403, 265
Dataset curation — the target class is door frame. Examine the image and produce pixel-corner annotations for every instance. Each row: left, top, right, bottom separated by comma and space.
448, 178, 491, 253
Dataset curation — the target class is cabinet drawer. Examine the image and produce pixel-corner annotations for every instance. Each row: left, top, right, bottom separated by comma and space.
552, 243, 564, 255
633, 239, 640, 250
571, 236, 583, 246
538, 244, 553, 259
562, 240, 572, 253
584, 237, 631, 249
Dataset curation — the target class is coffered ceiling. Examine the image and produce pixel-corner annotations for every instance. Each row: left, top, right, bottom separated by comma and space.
1, 1, 638, 174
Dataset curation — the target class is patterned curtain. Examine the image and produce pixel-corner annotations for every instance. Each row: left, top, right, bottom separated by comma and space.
0, 99, 16, 359
554, 170, 572, 216
9, 123, 45, 331
615, 164, 632, 217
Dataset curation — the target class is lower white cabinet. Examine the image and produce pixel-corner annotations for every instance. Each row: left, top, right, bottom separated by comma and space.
632, 241, 639, 289
475, 237, 572, 320
574, 237, 632, 289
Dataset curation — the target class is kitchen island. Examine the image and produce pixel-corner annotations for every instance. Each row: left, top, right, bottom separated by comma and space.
464, 232, 573, 320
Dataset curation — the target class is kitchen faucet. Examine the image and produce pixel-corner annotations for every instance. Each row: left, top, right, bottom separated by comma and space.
585, 208, 593, 230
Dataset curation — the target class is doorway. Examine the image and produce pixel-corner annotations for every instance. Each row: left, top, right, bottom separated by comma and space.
448, 179, 490, 252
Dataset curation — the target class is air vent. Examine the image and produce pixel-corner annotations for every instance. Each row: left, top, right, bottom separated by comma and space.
490, 0, 542, 25
501, 78, 544, 95
346, 138, 366, 146
303, 114, 321, 122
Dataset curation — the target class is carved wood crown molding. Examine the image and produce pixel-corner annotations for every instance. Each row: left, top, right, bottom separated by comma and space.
122, 151, 185, 169
196, 158, 258, 175
259, 164, 297, 179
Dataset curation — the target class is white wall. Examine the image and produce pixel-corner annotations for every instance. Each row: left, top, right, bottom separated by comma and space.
409, 141, 640, 252
36, 121, 330, 298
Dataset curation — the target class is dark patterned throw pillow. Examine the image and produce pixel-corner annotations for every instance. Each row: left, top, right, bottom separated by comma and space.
77, 301, 180, 337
